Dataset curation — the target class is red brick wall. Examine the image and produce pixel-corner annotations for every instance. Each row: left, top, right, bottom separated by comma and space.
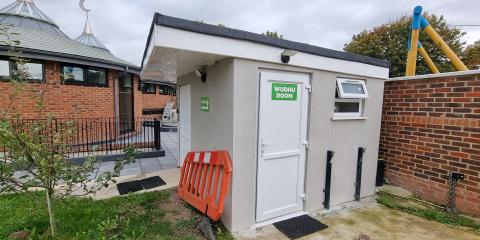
380, 73, 480, 216
132, 75, 143, 119
0, 61, 141, 120
139, 86, 176, 119
142, 93, 176, 110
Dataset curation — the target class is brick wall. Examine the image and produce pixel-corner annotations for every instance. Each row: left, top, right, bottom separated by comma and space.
132, 75, 143, 120
0, 61, 142, 120
380, 73, 480, 216
142, 93, 176, 110
139, 86, 176, 119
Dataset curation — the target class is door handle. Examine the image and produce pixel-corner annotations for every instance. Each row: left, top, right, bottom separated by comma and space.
261, 137, 273, 153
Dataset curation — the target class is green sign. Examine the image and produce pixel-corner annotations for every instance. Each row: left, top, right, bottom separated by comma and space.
272, 83, 297, 101
200, 96, 210, 112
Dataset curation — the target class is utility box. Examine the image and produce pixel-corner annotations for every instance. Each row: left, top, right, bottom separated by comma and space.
142, 13, 390, 232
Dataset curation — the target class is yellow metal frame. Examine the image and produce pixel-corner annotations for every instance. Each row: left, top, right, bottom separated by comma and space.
418, 43, 439, 74
405, 6, 468, 76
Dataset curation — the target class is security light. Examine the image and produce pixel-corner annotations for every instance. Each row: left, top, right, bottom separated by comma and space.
194, 68, 207, 82
281, 50, 298, 64
194, 69, 202, 78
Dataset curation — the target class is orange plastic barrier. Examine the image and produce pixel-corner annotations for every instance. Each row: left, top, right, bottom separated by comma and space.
178, 150, 232, 221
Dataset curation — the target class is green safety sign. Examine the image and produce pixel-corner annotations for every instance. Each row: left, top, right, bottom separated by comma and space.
271, 83, 297, 101
200, 96, 210, 112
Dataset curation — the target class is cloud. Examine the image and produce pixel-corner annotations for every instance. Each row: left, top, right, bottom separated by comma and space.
19, 0, 480, 66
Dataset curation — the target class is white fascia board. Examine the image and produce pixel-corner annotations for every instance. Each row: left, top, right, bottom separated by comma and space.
153, 25, 389, 79
141, 29, 156, 78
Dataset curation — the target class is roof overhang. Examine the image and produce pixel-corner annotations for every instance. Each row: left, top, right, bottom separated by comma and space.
141, 14, 390, 82
141, 79, 176, 87
0, 46, 141, 75
141, 29, 226, 82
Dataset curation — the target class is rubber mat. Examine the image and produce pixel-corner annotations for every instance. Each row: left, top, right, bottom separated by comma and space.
139, 176, 166, 189
117, 180, 143, 195
117, 176, 166, 195
273, 215, 328, 239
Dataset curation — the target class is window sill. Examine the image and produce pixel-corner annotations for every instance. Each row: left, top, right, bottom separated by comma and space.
331, 116, 368, 121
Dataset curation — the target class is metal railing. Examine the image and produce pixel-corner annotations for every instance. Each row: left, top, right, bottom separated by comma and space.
1, 117, 163, 161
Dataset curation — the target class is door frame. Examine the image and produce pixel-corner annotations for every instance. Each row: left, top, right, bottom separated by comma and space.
178, 84, 191, 167
255, 70, 310, 222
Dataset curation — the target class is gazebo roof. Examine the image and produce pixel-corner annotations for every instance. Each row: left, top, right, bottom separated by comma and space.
0, 0, 56, 26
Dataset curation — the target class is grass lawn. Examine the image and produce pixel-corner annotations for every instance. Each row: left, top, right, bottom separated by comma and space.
0, 188, 233, 240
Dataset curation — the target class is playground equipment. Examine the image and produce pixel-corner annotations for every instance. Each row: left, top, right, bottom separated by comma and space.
406, 6, 469, 76
178, 150, 232, 240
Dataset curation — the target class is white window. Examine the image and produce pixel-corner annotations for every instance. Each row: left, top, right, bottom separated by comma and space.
336, 78, 369, 99
0, 60, 10, 79
334, 78, 368, 118
334, 98, 363, 117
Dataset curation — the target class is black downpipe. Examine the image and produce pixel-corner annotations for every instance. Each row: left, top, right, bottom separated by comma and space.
355, 147, 366, 201
154, 119, 161, 150
376, 159, 385, 187
323, 150, 334, 209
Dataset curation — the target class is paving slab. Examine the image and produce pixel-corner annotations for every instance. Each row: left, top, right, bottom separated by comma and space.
140, 158, 161, 167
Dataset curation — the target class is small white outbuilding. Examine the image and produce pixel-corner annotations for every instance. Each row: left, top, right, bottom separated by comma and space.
142, 13, 390, 232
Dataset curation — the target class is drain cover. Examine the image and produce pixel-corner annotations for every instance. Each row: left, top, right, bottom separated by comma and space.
273, 215, 328, 239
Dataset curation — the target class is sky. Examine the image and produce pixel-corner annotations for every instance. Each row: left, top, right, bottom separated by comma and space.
4, 0, 478, 66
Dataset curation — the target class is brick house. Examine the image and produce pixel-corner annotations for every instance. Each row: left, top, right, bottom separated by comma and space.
380, 70, 480, 216
139, 80, 177, 119
0, 0, 176, 129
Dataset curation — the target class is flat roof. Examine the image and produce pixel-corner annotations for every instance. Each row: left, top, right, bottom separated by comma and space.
147, 13, 390, 69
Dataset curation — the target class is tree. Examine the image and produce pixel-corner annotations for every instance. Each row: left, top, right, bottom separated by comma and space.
0, 25, 135, 237
343, 14, 466, 77
463, 40, 480, 69
263, 30, 284, 39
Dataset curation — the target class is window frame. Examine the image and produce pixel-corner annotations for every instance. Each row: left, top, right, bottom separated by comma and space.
336, 78, 369, 99
141, 83, 156, 94
0, 58, 45, 82
0, 59, 12, 81
119, 73, 132, 88
334, 98, 363, 118
159, 85, 169, 95
62, 65, 85, 82
62, 63, 108, 87
86, 67, 107, 86
21, 61, 45, 82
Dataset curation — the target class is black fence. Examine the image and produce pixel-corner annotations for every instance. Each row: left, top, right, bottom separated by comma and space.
1, 117, 163, 162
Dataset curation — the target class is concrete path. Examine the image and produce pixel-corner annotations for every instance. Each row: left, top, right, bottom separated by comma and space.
90, 168, 180, 200
236, 198, 480, 240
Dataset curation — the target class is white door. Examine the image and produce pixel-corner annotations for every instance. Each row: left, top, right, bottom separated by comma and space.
178, 84, 191, 167
256, 71, 309, 222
